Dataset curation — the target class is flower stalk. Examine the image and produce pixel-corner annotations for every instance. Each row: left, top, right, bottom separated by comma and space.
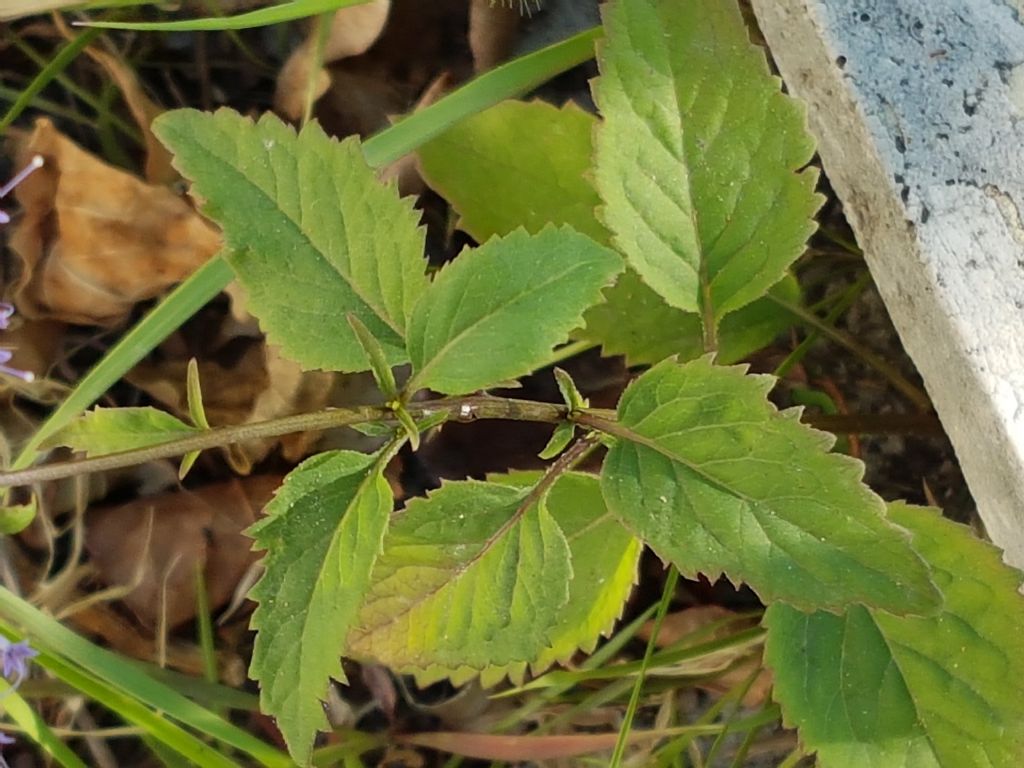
0, 156, 45, 384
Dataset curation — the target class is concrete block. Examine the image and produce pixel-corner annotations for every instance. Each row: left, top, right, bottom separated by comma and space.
750, 0, 1024, 566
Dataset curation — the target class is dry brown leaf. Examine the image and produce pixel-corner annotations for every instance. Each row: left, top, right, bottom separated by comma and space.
703, 655, 774, 709
275, 0, 391, 120
247, 345, 336, 466
86, 49, 175, 184
127, 338, 335, 473
468, 0, 521, 72
9, 119, 221, 326
66, 602, 219, 677
85, 475, 280, 630
0, 314, 66, 402
308, 0, 473, 139
129, 344, 268, 430
50, 14, 175, 183
397, 728, 690, 762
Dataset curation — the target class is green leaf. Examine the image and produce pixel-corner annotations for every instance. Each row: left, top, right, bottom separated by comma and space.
347, 479, 572, 670
405, 226, 622, 395
538, 422, 576, 460
185, 358, 210, 429
408, 471, 642, 687
418, 99, 606, 243
0, 497, 37, 534
599, 357, 939, 615
346, 314, 399, 401
553, 367, 588, 411
248, 451, 392, 765
592, 0, 820, 324
180, 358, 209, 479
394, 406, 421, 452
153, 108, 428, 373
418, 98, 796, 366
581, 271, 801, 366
766, 503, 1024, 767
43, 407, 199, 456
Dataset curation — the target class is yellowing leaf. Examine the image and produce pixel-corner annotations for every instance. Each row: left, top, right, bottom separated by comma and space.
43, 406, 199, 456
348, 479, 572, 669
410, 472, 642, 687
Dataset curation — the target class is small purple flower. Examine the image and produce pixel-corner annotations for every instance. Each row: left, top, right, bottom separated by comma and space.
0, 637, 37, 689
0, 155, 43, 226
0, 301, 32, 381
0, 350, 33, 384
0, 638, 35, 768
0, 157, 43, 384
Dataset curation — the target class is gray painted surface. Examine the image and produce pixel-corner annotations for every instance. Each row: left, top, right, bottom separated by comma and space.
750, 0, 1024, 566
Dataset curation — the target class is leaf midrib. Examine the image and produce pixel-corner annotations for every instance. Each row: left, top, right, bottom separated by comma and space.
355, 487, 539, 647
178, 124, 404, 337
409, 257, 600, 390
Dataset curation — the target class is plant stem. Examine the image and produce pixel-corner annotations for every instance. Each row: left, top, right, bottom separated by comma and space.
766, 292, 932, 411
0, 397, 567, 488
773, 271, 873, 378
10, 28, 600, 473
609, 566, 680, 767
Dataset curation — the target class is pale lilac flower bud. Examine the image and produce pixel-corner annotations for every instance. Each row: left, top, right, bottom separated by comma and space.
0, 350, 32, 384
0, 638, 36, 688
0, 158, 43, 383
0, 637, 36, 767
0, 155, 44, 226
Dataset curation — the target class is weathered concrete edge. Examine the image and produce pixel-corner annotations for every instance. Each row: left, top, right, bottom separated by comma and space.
750, 0, 1024, 568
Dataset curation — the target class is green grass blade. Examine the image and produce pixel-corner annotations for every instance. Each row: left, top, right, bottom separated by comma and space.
610, 567, 678, 767
12, 257, 233, 470
81, 0, 372, 30
0, 680, 88, 767
0, 28, 101, 133
19, 651, 241, 768
362, 26, 600, 168
12, 28, 600, 470
0, 587, 290, 767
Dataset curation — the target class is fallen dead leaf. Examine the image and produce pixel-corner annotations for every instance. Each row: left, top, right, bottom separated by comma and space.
87, 51, 174, 184
127, 335, 335, 473
51, 14, 175, 184
67, 602, 222, 677
397, 728, 693, 761
85, 475, 280, 630
311, 0, 473, 139
468, 0, 521, 72
637, 605, 740, 647
10, 119, 221, 326
275, 0, 391, 121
